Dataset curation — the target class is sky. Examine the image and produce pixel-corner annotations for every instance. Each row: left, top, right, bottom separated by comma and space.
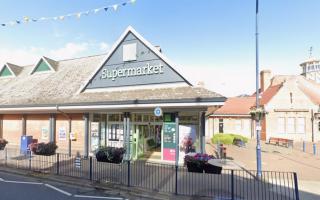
0, 0, 319, 97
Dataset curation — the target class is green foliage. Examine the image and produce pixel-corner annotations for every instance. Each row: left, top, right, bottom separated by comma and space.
31, 142, 58, 156
211, 133, 248, 145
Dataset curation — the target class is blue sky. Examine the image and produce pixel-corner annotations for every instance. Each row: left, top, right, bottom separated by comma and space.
0, 0, 319, 96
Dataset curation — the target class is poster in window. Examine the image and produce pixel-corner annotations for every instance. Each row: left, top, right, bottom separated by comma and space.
91, 122, 99, 137
179, 125, 196, 164
59, 127, 67, 141
41, 127, 49, 140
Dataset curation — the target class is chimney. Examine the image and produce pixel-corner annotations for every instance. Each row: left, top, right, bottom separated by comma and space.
260, 70, 272, 92
155, 46, 162, 53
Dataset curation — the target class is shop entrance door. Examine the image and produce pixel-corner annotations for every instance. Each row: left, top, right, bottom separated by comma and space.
131, 124, 148, 160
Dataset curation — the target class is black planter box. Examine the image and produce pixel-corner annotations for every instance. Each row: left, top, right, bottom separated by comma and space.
186, 162, 203, 173
203, 163, 222, 174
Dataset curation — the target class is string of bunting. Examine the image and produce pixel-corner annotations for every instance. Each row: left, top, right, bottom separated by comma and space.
1, 0, 136, 27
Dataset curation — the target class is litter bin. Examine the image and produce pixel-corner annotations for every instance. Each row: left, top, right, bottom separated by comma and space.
20, 135, 33, 154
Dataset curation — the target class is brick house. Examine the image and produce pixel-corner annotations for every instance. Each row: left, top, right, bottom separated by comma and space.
208, 70, 320, 142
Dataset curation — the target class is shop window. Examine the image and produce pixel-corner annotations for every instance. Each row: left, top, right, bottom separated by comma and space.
109, 124, 120, 141
123, 43, 137, 61
287, 117, 295, 134
277, 117, 285, 134
108, 114, 120, 122
296, 117, 305, 134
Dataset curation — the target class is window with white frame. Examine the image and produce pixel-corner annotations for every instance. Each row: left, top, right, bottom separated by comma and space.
235, 119, 242, 132
123, 43, 137, 61
287, 117, 295, 134
296, 117, 305, 134
277, 117, 285, 134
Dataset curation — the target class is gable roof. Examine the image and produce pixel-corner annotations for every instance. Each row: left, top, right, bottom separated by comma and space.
296, 76, 320, 105
79, 26, 192, 93
259, 84, 282, 105
213, 97, 256, 115
29, 56, 57, 74
0, 63, 23, 78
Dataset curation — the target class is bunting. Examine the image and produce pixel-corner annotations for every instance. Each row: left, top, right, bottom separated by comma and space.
1, 0, 136, 27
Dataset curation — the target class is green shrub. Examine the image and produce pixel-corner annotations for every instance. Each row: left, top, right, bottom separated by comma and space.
147, 138, 156, 147
212, 133, 248, 145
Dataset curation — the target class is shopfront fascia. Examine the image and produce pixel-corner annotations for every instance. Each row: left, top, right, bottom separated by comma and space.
0, 101, 220, 164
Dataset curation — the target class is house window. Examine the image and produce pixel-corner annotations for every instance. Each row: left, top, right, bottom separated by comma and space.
235, 120, 242, 132
318, 121, 320, 132
219, 119, 224, 133
123, 43, 137, 61
287, 117, 295, 134
277, 117, 285, 134
296, 117, 305, 134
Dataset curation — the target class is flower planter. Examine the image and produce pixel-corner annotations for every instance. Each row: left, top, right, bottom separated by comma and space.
203, 163, 222, 174
186, 162, 203, 173
0, 139, 8, 151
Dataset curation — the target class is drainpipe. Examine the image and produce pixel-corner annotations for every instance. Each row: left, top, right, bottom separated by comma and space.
56, 105, 72, 156
311, 109, 314, 143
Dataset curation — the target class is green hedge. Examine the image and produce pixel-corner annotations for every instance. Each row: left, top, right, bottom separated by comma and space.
211, 133, 249, 145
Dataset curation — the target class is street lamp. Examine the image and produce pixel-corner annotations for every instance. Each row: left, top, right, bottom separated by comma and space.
255, 0, 262, 178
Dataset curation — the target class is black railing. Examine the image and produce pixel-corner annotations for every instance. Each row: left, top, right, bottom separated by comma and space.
0, 149, 299, 200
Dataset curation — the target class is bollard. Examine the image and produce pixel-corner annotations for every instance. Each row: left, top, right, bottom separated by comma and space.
303, 141, 306, 152
313, 143, 317, 155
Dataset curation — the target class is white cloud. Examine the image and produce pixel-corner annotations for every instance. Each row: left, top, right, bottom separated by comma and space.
99, 42, 110, 52
176, 65, 256, 97
0, 48, 40, 66
48, 42, 88, 60
0, 41, 109, 66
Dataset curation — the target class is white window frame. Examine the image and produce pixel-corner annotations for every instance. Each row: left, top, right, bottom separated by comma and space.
296, 117, 305, 134
287, 117, 295, 134
277, 117, 285, 134
123, 43, 137, 61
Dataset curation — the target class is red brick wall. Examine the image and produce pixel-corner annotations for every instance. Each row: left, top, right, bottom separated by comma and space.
2, 115, 22, 147
26, 114, 50, 143
55, 114, 84, 154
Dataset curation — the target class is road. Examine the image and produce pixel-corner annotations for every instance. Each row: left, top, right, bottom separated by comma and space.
0, 171, 127, 200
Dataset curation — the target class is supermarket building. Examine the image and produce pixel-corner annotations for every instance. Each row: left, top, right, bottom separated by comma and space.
0, 26, 225, 162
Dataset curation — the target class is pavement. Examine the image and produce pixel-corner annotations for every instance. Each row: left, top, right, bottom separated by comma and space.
206, 139, 320, 200
0, 166, 212, 200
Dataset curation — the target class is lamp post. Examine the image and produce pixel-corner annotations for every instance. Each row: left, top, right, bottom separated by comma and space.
255, 0, 262, 178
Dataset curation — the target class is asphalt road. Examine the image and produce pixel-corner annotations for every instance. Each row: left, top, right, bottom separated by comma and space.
0, 171, 127, 200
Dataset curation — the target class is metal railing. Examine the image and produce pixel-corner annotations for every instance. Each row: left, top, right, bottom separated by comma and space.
0, 148, 299, 200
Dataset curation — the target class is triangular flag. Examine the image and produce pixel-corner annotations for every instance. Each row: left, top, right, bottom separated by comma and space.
9, 21, 16, 26
32, 19, 37, 22
53, 17, 58, 20
122, 2, 127, 6
112, 4, 119, 11
16, 20, 21, 24
130, 0, 136, 4
23, 16, 30, 22
94, 8, 100, 13
1, 24, 6, 26
104, 7, 109, 12
59, 16, 65, 20
84, 11, 90, 16
77, 12, 82, 18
